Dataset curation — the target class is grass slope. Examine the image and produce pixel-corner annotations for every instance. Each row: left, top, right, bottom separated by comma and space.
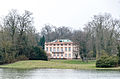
0, 60, 120, 70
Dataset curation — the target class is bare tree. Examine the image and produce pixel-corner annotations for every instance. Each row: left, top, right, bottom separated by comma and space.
17, 10, 34, 56
4, 9, 19, 44
72, 30, 89, 62
85, 13, 120, 58
41, 25, 72, 42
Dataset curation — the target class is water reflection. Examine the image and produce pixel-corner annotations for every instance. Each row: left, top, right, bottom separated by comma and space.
0, 68, 120, 79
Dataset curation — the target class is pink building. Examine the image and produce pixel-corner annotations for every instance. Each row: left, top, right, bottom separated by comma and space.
45, 39, 79, 59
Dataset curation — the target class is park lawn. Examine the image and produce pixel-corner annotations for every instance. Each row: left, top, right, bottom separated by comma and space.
51, 59, 96, 64
0, 59, 120, 70
0, 60, 96, 69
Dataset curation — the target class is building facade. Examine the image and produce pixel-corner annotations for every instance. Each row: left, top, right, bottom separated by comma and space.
45, 39, 79, 59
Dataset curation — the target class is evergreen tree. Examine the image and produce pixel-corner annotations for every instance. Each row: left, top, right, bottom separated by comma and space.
38, 36, 45, 49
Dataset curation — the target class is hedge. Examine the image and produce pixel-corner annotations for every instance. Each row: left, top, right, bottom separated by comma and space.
96, 55, 118, 67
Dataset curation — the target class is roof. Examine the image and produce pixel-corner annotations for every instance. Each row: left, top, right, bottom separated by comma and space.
45, 39, 73, 45
52, 39, 72, 42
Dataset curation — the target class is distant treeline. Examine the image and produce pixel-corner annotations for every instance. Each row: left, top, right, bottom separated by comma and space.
0, 10, 120, 66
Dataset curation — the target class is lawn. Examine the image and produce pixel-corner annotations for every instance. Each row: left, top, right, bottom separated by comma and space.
51, 59, 96, 64
0, 59, 120, 70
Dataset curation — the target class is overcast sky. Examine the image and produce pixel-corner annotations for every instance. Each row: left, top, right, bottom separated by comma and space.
0, 0, 120, 32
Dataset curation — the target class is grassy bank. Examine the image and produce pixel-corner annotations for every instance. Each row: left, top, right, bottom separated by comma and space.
0, 60, 120, 70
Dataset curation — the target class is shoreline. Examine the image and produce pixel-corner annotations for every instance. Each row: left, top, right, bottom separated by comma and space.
0, 60, 120, 70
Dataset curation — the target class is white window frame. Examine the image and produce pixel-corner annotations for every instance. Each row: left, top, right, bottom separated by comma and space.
65, 53, 67, 57
65, 47, 67, 51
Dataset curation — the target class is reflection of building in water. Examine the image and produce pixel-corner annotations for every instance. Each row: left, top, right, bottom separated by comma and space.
45, 39, 80, 59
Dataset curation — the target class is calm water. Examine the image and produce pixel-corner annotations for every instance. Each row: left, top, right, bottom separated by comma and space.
0, 68, 120, 79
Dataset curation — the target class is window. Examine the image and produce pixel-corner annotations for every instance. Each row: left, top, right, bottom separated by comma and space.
54, 53, 56, 56
57, 47, 59, 52
69, 54, 71, 57
65, 47, 67, 51
69, 47, 71, 52
50, 47, 52, 52
46, 47, 48, 51
69, 44, 71, 46
65, 54, 67, 57
61, 54, 63, 57
57, 44, 59, 46
57, 54, 59, 57
54, 44, 56, 46
53, 47, 56, 52
61, 44, 63, 46
61, 47, 63, 52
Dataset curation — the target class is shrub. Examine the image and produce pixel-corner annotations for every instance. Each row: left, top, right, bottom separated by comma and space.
16, 55, 29, 61
1, 52, 16, 64
29, 46, 48, 60
96, 55, 118, 67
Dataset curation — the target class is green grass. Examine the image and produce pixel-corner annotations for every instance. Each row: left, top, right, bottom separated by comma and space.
0, 59, 120, 70
51, 59, 96, 64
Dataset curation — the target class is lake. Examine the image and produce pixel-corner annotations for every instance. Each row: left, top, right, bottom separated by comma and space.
0, 68, 120, 79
